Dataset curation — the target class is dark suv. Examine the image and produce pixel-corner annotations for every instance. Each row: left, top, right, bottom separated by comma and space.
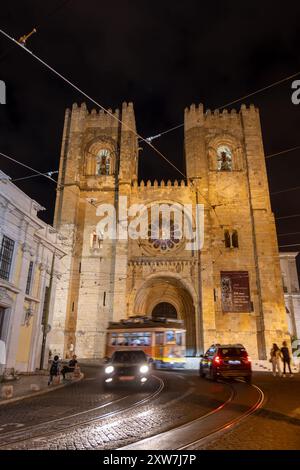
199, 344, 252, 383
103, 349, 151, 388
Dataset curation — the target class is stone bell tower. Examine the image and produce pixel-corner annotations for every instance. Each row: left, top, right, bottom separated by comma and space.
184, 103, 289, 359
50, 102, 138, 358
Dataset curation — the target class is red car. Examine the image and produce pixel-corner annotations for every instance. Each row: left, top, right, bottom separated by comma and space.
199, 344, 252, 383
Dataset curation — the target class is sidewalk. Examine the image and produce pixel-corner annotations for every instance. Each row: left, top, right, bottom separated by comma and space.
0, 371, 83, 406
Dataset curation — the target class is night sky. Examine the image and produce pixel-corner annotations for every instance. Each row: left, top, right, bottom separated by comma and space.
0, 1, 299, 267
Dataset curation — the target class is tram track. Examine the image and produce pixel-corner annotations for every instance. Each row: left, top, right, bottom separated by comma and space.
0, 375, 164, 448
0, 372, 263, 451
121, 381, 265, 450
179, 383, 265, 449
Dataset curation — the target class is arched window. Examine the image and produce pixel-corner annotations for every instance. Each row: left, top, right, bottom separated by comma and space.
231, 230, 239, 248
224, 229, 239, 248
96, 149, 111, 176
217, 146, 232, 171
224, 230, 231, 248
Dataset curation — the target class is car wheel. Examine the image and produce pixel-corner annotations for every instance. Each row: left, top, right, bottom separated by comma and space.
245, 375, 252, 384
210, 368, 217, 381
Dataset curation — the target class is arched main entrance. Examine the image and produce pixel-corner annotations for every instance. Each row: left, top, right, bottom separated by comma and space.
152, 302, 178, 319
133, 275, 196, 356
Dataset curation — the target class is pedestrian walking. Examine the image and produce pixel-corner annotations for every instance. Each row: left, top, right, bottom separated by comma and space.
270, 343, 282, 377
48, 355, 60, 385
281, 341, 293, 377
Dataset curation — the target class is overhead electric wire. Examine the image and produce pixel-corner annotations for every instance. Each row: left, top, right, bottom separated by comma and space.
10, 170, 58, 183
0, 1, 73, 64
1, 11, 298, 291
271, 185, 300, 196
265, 145, 300, 160
0, 27, 186, 180
2, 26, 300, 247
0, 151, 59, 186
279, 243, 300, 248
278, 231, 300, 237
144, 71, 300, 142
276, 214, 300, 220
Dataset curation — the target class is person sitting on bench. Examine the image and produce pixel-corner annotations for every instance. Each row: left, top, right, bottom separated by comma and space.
61, 355, 78, 379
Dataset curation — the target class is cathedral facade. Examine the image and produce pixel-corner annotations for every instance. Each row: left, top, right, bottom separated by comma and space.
49, 101, 289, 360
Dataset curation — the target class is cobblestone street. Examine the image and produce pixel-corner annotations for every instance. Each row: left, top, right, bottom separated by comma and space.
0, 365, 299, 450
196, 373, 300, 450
0, 366, 230, 449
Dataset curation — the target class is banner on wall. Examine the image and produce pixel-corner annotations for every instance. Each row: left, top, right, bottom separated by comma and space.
220, 271, 251, 312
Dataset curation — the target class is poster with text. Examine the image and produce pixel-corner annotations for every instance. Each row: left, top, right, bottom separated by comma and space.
221, 271, 251, 312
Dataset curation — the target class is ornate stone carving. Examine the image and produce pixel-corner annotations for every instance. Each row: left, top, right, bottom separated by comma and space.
39, 263, 47, 272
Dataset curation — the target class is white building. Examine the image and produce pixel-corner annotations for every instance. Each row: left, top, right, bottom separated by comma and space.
280, 252, 300, 341
0, 171, 66, 374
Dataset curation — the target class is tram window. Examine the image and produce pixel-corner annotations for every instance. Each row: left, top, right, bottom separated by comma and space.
111, 333, 117, 345
123, 333, 130, 346
110, 332, 151, 346
166, 331, 175, 343
117, 334, 125, 346
142, 334, 151, 346
126, 332, 150, 346
155, 332, 164, 346
176, 332, 182, 346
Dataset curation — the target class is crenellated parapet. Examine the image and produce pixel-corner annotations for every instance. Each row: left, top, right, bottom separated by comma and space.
69, 102, 120, 132
184, 103, 204, 131
132, 179, 189, 189
185, 102, 259, 131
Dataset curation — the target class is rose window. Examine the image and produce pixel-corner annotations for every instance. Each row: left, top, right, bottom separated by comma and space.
148, 220, 182, 252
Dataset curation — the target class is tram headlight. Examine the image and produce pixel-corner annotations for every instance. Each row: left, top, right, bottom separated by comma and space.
140, 364, 149, 374
105, 365, 114, 374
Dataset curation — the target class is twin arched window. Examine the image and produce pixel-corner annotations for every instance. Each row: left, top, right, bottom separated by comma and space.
96, 149, 111, 176
224, 229, 239, 248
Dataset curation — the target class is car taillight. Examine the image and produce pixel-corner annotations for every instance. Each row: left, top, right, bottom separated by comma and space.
244, 356, 251, 364
214, 355, 221, 365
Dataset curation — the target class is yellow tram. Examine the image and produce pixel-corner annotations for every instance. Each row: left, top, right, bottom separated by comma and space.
105, 316, 186, 369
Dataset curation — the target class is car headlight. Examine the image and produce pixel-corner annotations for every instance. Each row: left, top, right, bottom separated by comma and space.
140, 365, 149, 374
105, 365, 114, 374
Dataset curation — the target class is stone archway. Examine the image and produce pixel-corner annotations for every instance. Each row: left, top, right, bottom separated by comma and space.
133, 275, 196, 356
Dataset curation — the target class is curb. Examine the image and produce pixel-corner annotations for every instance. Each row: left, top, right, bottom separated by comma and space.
0, 373, 84, 406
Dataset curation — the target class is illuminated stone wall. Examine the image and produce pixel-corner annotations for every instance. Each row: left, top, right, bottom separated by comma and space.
50, 102, 290, 360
